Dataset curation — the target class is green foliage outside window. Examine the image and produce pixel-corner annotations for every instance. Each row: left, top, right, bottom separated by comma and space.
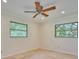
10, 21, 28, 37
55, 22, 78, 38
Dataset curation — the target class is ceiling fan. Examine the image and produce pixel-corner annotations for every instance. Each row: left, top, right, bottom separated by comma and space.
24, 1, 56, 18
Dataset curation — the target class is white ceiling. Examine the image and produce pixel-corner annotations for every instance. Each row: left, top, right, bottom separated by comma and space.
1, 0, 78, 23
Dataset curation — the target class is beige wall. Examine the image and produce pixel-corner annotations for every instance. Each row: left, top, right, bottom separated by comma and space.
1, 13, 39, 57
1, 11, 78, 58
41, 13, 78, 56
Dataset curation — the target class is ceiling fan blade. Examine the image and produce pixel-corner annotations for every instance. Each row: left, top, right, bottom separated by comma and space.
35, 2, 43, 12
35, 2, 40, 7
41, 12, 49, 17
43, 6, 56, 12
24, 11, 37, 13
32, 13, 39, 18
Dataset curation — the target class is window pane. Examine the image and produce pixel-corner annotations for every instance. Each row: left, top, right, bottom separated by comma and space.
10, 30, 27, 37
56, 25, 65, 31
56, 30, 66, 37
71, 23, 78, 30
65, 31, 73, 37
72, 30, 78, 37
64, 24, 72, 30
11, 22, 27, 30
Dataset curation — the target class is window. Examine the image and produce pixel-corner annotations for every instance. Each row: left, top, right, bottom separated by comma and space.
55, 22, 78, 38
10, 21, 28, 37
